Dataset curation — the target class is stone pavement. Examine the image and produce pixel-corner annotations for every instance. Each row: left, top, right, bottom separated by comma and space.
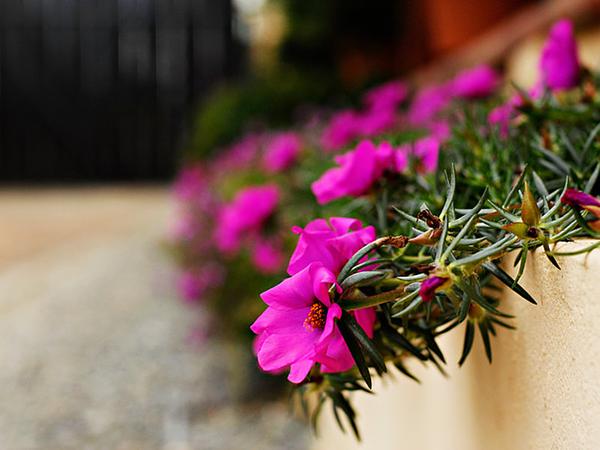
0, 186, 308, 450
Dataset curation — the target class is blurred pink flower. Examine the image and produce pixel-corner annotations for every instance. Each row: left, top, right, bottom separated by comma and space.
169, 211, 200, 242
397, 136, 441, 174
312, 140, 403, 204
215, 184, 280, 254
173, 164, 206, 201
321, 110, 361, 151
414, 137, 441, 173
251, 237, 286, 274
288, 217, 376, 277
212, 133, 262, 174
540, 19, 580, 90
428, 121, 451, 141
363, 80, 408, 111
450, 65, 500, 99
263, 132, 302, 173
408, 83, 453, 125
488, 102, 514, 138
357, 107, 398, 136
488, 85, 542, 137
177, 265, 224, 303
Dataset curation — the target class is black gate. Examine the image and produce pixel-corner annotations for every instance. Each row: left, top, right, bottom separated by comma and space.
0, 0, 235, 181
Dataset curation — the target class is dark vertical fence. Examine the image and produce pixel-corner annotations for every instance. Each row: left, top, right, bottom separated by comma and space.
0, 0, 234, 181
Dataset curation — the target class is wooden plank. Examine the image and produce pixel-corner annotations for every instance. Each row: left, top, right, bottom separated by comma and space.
118, 0, 153, 27
155, 27, 188, 101
118, 29, 154, 84
155, 0, 190, 27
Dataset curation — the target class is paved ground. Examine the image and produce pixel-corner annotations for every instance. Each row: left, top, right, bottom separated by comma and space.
0, 186, 308, 450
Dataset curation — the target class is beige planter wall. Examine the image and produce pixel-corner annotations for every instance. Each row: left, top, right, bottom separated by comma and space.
312, 242, 600, 450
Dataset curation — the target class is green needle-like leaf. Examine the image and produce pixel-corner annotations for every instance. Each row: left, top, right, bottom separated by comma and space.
458, 321, 475, 366
482, 261, 537, 305
478, 321, 493, 363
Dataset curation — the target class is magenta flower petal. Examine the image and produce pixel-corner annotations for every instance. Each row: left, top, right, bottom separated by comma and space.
260, 264, 322, 310
253, 262, 362, 382
451, 65, 500, 99
561, 188, 600, 208
357, 108, 398, 136
419, 276, 449, 302
540, 19, 580, 90
263, 132, 302, 173
215, 184, 280, 254
488, 102, 514, 138
321, 109, 361, 151
173, 164, 206, 201
288, 217, 375, 275
353, 307, 377, 338
408, 83, 453, 125
251, 238, 285, 274
363, 80, 408, 111
257, 332, 319, 374
311, 140, 378, 204
414, 136, 441, 173
251, 306, 312, 336
288, 359, 315, 383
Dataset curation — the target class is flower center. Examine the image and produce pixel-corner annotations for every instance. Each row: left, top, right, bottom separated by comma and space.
304, 302, 326, 331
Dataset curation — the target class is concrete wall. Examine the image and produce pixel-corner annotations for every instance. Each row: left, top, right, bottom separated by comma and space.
312, 241, 600, 450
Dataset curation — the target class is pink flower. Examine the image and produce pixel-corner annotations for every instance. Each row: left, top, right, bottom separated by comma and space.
252, 238, 286, 274
488, 85, 542, 137
414, 137, 441, 173
450, 65, 500, 99
173, 165, 206, 201
215, 184, 280, 253
252, 217, 379, 382
357, 107, 398, 136
561, 188, 600, 209
288, 217, 376, 277
311, 140, 401, 204
288, 217, 377, 338
252, 263, 358, 382
540, 19, 580, 91
408, 83, 453, 125
363, 80, 408, 111
169, 211, 198, 242
212, 133, 262, 174
561, 189, 600, 230
419, 276, 450, 302
428, 121, 451, 142
488, 102, 514, 138
263, 132, 302, 173
321, 110, 361, 151
397, 136, 441, 174
176, 265, 224, 302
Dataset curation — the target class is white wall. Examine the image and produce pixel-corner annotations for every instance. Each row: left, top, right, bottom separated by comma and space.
312, 241, 600, 450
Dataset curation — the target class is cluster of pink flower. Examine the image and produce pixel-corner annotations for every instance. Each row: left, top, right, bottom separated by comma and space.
171, 131, 303, 302
172, 19, 583, 378
171, 65, 502, 304
247, 19, 584, 382
489, 19, 580, 135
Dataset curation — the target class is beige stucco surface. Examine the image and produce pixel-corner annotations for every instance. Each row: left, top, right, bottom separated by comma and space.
312, 242, 600, 450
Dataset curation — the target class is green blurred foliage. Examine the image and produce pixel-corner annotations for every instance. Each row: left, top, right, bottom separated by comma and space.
189, 69, 340, 159
187, 0, 403, 160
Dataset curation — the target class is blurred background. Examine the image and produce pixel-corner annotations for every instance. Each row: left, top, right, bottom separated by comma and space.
1, 0, 600, 448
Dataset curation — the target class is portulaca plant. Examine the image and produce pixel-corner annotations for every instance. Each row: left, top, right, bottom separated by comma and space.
171, 18, 600, 436
247, 19, 600, 438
